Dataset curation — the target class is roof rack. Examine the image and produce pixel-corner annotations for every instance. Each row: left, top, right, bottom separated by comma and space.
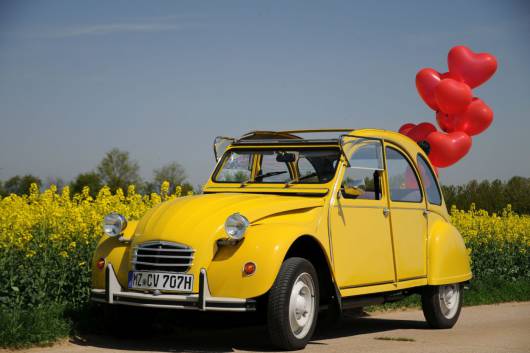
233, 138, 340, 145
235, 129, 355, 144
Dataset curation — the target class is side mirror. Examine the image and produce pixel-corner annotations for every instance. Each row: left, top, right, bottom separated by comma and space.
342, 186, 364, 198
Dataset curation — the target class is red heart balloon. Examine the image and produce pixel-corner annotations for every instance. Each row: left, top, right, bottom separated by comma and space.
434, 78, 473, 114
416, 68, 443, 111
399, 123, 416, 135
448, 46, 498, 88
436, 111, 456, 132
453, 98, 493, 136
426, 131, 472, 168
405, 122, 437, 142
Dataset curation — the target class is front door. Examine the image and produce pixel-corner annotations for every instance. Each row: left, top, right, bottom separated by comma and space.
384, 145, 428, 281
330, 138, 396, 289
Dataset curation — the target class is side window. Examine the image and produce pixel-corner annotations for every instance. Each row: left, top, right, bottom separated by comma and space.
417, 155, 442, 205
341, 142, 384, 200
385, 147, 422, 203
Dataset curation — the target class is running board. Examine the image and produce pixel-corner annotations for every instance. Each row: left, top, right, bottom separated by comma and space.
340, 291, 409, 310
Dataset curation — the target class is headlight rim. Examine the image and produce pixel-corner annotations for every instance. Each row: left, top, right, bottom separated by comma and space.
224, 212, 250, 241
102, 212, 128, 237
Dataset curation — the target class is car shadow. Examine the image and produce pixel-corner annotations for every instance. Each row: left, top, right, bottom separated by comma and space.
71, 311, 429, 352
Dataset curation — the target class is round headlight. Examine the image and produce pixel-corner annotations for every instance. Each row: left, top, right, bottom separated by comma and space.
224, 213, 249, 240
103, 213, 127, 237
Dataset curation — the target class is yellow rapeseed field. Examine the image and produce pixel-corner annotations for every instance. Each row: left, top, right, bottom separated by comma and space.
0, 182, 180, 254
0, 183, 528, 312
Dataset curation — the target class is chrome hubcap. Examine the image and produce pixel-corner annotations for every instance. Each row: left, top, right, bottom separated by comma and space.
438, 284, 460, 319
289, 273, 316, 339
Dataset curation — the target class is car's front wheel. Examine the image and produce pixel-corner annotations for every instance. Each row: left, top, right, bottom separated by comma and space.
421, 284, 463, 329
267, 257, 319, 350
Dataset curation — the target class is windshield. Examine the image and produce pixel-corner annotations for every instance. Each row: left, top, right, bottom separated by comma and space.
213, 148, 341, 184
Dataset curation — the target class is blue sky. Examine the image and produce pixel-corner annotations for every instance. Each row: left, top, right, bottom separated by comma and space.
1, 0, 529, 187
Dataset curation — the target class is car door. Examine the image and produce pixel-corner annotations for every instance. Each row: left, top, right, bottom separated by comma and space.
330, 138, 396, 289
384, 144, 428, 281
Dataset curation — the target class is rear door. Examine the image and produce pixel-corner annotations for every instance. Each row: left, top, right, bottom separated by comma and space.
384, 144, 428, 281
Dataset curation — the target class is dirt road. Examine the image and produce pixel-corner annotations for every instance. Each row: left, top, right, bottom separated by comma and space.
12, 302, 530, 353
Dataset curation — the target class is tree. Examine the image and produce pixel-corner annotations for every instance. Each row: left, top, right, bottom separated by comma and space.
152, 162, 187, 192
3, 175, 42, 195
180, 182, 194, 195
97, 148, 141, 192
442, 176, 530, 214
44, 177, 66, 191
71, 172, 103, 197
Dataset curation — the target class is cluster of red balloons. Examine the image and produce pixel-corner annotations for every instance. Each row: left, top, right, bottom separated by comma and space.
399, 46, 497, 168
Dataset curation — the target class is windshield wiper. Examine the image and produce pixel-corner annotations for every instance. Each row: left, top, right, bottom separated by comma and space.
254, 171, 288, 181
285, 172, 318, 187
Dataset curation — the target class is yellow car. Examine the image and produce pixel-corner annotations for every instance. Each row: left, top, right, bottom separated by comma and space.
91, 129, 472, 350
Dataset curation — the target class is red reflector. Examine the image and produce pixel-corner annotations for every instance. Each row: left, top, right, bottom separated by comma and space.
243, 262, 256, 276
96, 258, 106, 270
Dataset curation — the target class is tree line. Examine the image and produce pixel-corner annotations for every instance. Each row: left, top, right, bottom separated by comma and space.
0, 148, 194, 198
1, 152, 528, 215
441, 176, 530, 215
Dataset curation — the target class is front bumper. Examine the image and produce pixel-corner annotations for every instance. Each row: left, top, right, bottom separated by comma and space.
91, 264, 256, 312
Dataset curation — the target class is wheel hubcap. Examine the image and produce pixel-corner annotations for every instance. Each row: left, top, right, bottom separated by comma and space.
438, 284, 460, 319
289, 273, 315, 339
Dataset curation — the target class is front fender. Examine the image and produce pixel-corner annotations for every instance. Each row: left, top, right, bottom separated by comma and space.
91, 221, 138, 289
207, 223, 320, 299
427, 214, 472, 285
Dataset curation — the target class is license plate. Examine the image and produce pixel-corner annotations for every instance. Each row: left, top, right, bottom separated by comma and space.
128, 271, 194, 292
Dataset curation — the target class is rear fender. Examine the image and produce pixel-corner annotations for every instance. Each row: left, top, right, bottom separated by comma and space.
427, 214, 472, 285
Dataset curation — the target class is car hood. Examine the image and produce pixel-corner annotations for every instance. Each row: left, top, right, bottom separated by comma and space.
131, 192, 325, 249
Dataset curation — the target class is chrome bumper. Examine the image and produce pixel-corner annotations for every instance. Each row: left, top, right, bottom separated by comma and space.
91, 264, 256, 312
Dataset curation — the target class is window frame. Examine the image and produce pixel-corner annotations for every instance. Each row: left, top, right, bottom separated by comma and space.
339, 138, 386, 202
211, 147, 342, 184
384, 145, 424, 204
416, 153, 443, 206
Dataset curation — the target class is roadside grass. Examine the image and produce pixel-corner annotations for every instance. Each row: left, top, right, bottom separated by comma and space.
1, 278, 529, 349
366, 278, 530, 312
0, 303, 70, 349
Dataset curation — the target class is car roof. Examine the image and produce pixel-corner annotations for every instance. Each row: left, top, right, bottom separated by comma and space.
232, 128, 426, 159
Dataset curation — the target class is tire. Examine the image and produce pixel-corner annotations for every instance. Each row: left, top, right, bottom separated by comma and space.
267, 257, 320, 350
421, 284, 463, 329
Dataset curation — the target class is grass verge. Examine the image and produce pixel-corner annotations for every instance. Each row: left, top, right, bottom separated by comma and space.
367, 278, 530, 312
0, 304, 70, 349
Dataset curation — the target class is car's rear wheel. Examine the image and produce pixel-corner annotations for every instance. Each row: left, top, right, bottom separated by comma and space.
421, 284, 463, 329
267, 257, 319, 350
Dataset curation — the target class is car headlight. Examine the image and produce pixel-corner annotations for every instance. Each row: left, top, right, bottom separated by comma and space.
103, 213, 127, 237
224, 213, 249, 241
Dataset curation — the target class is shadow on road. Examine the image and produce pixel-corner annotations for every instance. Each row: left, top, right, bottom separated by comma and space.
71, 310, 429, 352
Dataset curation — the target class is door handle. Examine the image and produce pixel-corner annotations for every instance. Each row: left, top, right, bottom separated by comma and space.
383, 208, 390, 217
423, 209, 430, 216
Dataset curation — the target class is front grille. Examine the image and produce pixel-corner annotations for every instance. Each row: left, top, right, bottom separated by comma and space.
132, 241, 194, 273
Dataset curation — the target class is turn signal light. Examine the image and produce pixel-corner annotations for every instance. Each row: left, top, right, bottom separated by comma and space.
96, 258, 106, 270
243, 261, 257, 276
